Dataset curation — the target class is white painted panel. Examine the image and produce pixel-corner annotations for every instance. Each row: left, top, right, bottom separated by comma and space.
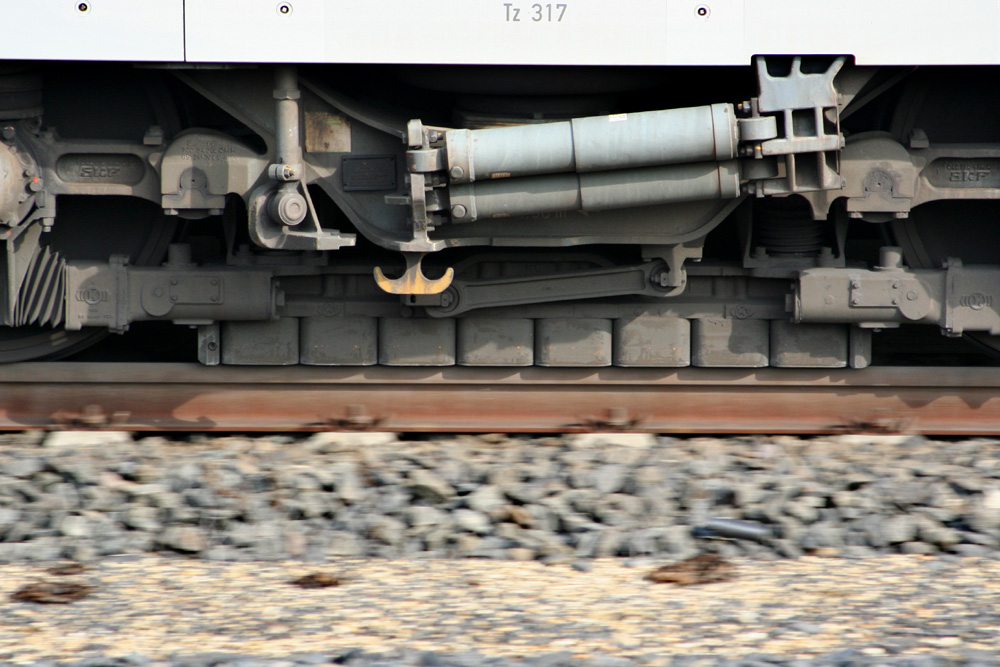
664, 0, 745, 65
744, 0, 999, 66
0, 0, 184, 62
186, 0, 1000, 66
186, 0, 667, 65
186, 0, 329, 63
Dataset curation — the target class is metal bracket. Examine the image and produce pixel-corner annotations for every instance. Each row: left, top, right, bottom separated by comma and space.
751, 56, 847, 195
248, 185, 355, 251
374, 252, 454, 295
643, 242, 703, 292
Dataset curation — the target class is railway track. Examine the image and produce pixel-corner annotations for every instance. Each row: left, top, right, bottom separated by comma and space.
7, 362, 1000, 434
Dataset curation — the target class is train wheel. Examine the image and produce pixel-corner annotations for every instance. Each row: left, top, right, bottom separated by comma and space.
0, 67, 178, 362
889, 68, 1000, 355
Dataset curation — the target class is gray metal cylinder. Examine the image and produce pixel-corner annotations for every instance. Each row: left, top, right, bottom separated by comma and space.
273, 66, 302, 175
449, 161, 740, 222
446, 103, 737, 184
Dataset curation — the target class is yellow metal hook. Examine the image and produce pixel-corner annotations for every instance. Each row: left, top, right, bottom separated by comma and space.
374, 253, 454, 295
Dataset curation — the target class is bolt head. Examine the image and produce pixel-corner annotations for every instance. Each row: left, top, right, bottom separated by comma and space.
449, 166, 465, 180
451, 204, 468, 219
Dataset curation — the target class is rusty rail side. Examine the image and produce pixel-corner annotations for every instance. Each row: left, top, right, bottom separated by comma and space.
4, 363, 1000, 433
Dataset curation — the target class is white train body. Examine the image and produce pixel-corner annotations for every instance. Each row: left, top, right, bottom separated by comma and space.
3, 1, 998, 65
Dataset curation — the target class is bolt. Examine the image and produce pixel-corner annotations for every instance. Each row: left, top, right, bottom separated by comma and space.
892, 298, 899, 306
207, 342, 218, 352
851, 298, 859, 306
906, 290, 918, 301
170, 279, 178, 286
449, 166, 465, 180
170, 295, 178, 303
851, 280, 860, 289
891, 281, 900, 289
451, 204, 468, 219
210, 278, 219, 286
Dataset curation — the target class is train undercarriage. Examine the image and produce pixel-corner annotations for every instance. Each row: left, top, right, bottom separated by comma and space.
1, 58, 999, 368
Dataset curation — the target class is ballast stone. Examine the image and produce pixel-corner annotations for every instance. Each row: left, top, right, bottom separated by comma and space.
44, 431, 134, 448
304, 432, 398, 451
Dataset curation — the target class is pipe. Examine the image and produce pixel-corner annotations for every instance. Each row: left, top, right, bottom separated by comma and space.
445, 103, 738, 184
449, 160, 741, 222
273, 65, 302, 173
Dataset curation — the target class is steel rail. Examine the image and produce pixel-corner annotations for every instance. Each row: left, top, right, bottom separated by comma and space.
4, 363, 1000, 434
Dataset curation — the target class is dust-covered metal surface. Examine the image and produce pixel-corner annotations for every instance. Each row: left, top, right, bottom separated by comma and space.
4, 363, 1000, 434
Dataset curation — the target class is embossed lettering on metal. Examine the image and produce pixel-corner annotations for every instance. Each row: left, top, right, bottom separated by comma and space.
56, 154, 145, 186
925, 158, 1000, 189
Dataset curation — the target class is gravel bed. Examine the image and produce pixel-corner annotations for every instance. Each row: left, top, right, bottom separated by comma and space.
1, 555, 999, 667
1, 430, 1000, 666
0, 431, 998, 563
